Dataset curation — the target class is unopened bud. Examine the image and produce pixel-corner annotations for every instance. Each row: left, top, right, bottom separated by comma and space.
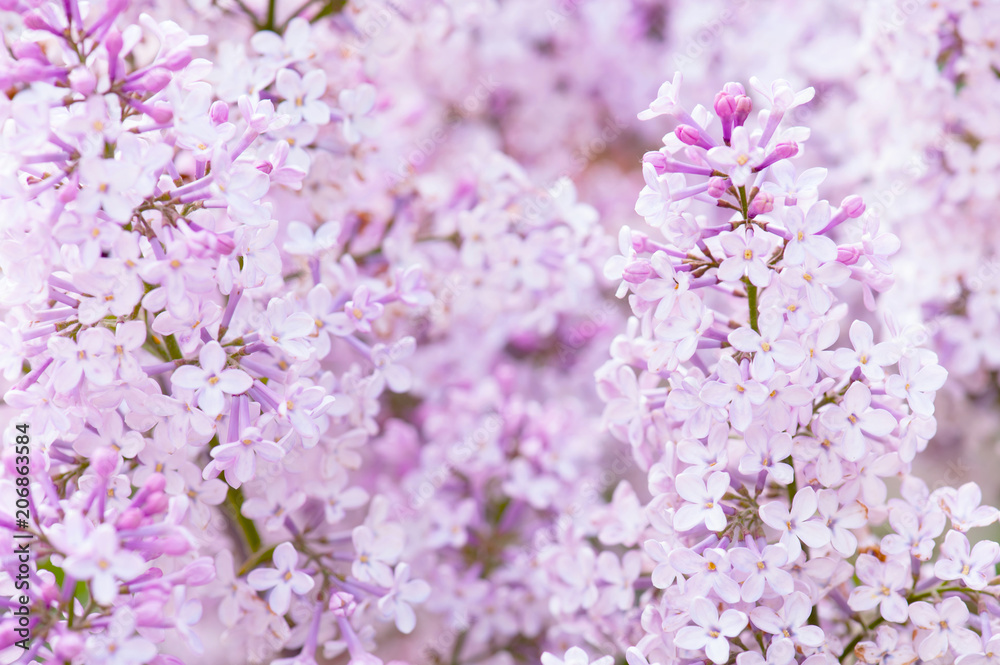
675, 125, 702, 146
840, 195, 866, 218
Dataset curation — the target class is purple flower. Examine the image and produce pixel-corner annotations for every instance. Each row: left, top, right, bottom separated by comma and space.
848, 553, 910, 623
759, 486, 831, 562
247, 542, 315, 615
934, 529, 1000, 590
170, 341, 253, 417
675, 597, 748, 664
672, 470, 730, 533
908, 597, 980, 661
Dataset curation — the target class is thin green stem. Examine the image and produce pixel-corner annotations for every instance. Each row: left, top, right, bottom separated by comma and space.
163, 334, 183, 361
745, 278, 760, 333
450, 629, 469, 665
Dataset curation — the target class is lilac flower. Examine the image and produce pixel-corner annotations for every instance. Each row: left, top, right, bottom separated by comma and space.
847, 554, 910, 623
957, 637, 1000, 665
885, 355, 948, 416
717, 231, 773, 287
908, 598, 981, 661
637, 72, 683, 121
759, 486, 831, 562
636, 250, 690, 318
330, 285, 384, 335
729, 542, 793, 602
261, 297, 317, 360
880, 503, 946, 561
935, 482, 1000, 532
635, 163, 677, 229
668, 547, 740, 603
761, 161, 827, 206
376, 563, 430, 634
83, 609, 156, 665
738, 426, 794, 485
699, 356, 769, 431
170, 341, 253, 417
750, 592, 825, 648
780, 200, 838, 265
727, 318, 804, 381
656, 291, 715, 362
276, 68, 330, 125
817, 489, 867, 556
672, 471, 730, 532
63, 522, 147, 606
674, 597, 748, 664
247, 542, 315, 615
707, 127, 764, 186
832, 321, 901, 382
209, 426, 285, 487
352, 525, 401, 587
934, 529, 1000, 589
854, 625, 917, 665
820, 382, 897, 462
49, 328, 115, 392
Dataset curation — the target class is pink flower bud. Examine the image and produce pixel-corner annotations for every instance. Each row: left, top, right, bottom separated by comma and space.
773, 141, 799, 160
714, 92, 737, 119
104, 28, 123, 67
707, 176, 729, 198
141, 491, 169, 515
749, 191, 774, 216
210, 100, 230, 125
675, 124, 702, 146
255, 160, 274, 175
734, 95, 752, 125
723, 82, 746, 97
161, 533, 192, 555
116, 507, 145, 529
840, 195, 866, 218
623, 259, 654, 284
329, 591, 357, 617
642, 150, 668, 174
837, 245, 862, 265
630, 230, 650, 253
143, 472, 167, 494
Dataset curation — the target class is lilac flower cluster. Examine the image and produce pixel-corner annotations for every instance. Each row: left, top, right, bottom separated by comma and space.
0, 0, 441, 661
0, 0, 626, 662
588, 74, 1000, 665
2, 0, 1000, 663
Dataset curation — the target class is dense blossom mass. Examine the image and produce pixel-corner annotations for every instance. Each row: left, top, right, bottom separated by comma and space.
1, 0, 1000, 664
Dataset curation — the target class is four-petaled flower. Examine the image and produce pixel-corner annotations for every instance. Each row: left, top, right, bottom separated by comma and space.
675, 597, 749, 664
908, 597, 981, 661
673, 471, 730, 533
247, 542, 316, 616
848, 553, 910, 623
934, 529, 1000, 590
171, 341, 253, 417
